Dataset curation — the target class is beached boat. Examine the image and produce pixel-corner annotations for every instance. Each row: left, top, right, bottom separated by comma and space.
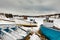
40, 18, 60, 40
40, 24, 60, 40
0, 24, 31, 40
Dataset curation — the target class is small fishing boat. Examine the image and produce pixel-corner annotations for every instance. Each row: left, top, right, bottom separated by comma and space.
40, 17, 60, 40
0, 24, 31, 40
40, 24, 60, 40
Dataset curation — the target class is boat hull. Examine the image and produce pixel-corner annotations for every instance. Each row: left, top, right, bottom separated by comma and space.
40, 25, 60, 40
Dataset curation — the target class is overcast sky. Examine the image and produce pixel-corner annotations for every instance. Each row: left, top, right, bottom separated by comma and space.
0, 0, 60, 15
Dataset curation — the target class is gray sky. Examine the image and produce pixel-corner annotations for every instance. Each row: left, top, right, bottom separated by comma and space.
0, 0, 60, 15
